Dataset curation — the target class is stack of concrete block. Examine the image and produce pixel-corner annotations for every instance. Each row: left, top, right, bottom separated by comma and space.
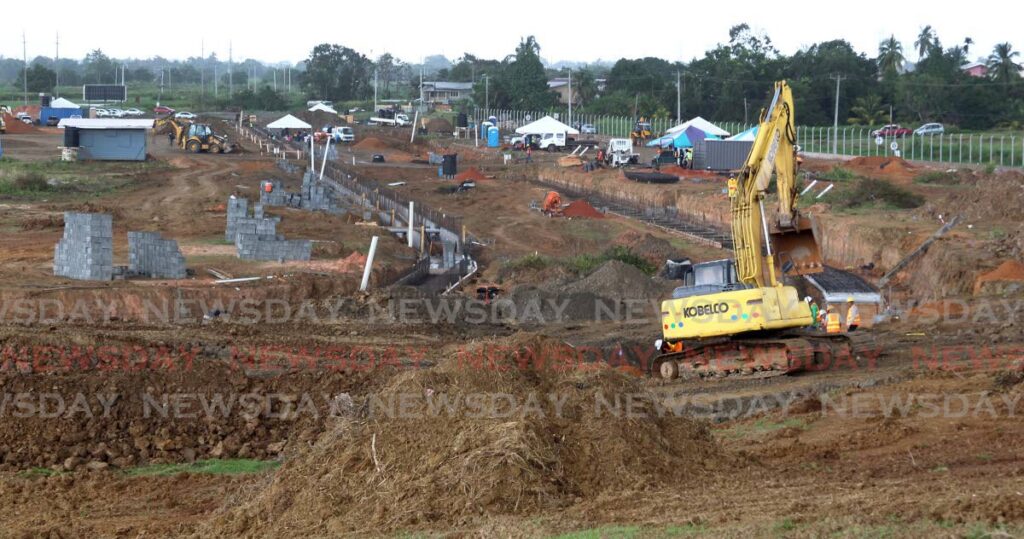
53, 212, 113, 281
225, 197, 280, 242
128, 232, 186, 279
260, 179, 304, 208
300, 170, 340, 212
276, 159, 301, 174
235, 233, 311, 261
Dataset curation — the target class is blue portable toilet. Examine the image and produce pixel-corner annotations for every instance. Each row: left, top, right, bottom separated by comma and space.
480, 121, 493, 138
487, 126, 500, 148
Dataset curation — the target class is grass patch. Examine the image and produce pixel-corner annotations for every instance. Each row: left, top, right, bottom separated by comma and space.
17, 467, 63, 478
824, 177, 924, 210
723, 418, 808, 438
550, 524, 706, 539
914, 170, 960, 185
564, 246, 656, 276
983, 162, 997, 175
773, 518, 799, 533
505, 252, 553, 272
818, 165, 857, 181
123, 458, 280, 477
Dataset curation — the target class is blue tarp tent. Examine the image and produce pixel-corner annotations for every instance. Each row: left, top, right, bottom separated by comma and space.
727, 126, 758, 141
39, 97, 82, 125
647, 125, 720, 148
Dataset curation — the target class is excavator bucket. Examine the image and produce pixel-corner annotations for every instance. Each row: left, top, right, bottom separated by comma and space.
771, 215, 824, 276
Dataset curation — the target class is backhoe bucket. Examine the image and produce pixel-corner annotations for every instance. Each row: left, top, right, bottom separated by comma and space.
772, 216, 823, 276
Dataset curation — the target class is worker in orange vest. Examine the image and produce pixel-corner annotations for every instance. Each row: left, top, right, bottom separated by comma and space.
825, 305, 841, 334
846, 297, 861, 332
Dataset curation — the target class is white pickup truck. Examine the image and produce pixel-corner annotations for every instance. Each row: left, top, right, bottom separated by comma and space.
369, 113, 411, 127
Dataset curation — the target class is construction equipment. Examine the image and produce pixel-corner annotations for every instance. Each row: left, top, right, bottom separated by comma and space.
654, 81, 857, 381
0, 115, 5, 134
630, 118, 652, 144
155, 116, 235, 154
605, 138, 639, 167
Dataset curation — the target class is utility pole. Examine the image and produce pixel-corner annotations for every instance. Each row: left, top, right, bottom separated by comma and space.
568, 69, 572, 127
200, 39, 205, 103
830, 73, 845, 155
676, 70, 681, 122
22, 31, 27, 105
273, 69, 277, 91
55, 32, 59, 97
743, 98, 748, 125
419, 63, 424, 112
214, 62, 218, 98
228, 41, 233, 96
373, 68, 378, 112
484, 74, 489, 111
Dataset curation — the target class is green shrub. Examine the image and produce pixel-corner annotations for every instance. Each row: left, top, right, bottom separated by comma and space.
13, 172, 50, 191
983, 162, 997, 175
914, 170, 959, 185
566, 246, 657, 276
505, 253, 552, 272
818, 165, 856, 181
828, 178, 924, 209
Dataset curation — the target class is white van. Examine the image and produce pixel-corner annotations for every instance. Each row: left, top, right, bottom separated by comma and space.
332, 126, 355, 143
537, 132, 566, 151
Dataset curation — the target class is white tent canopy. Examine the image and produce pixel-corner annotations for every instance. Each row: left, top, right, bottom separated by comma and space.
50, 97, 79, 108
308, 102, 337, 114
267, 114, 312, 130
665, 116, 730, 137
515, 115, 579, 135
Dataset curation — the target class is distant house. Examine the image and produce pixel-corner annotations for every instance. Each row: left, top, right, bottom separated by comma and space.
962, 62, 989, 78
547, 78, 607, 105
421, 81, 474, 106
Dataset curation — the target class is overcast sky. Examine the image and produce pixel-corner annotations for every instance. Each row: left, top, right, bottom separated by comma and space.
2, 1, 1013, 66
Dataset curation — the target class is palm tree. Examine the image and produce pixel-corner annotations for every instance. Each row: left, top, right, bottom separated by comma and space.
963, 37, 974, 54
988, 43, 1022, 81
848, 95, 887, 126
915, 26, 936, 59
877, 35, 905, 76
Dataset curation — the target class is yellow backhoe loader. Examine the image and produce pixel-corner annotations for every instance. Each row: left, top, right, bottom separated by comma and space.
155, 117, 235, 154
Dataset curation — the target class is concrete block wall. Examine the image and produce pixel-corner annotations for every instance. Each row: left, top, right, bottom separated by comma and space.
235, 233, 311, 261
226, 197, 279, 242
53, 212, 113, 281
128, 232, 186, 279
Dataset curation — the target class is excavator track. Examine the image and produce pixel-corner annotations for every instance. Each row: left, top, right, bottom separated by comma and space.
653, 331, 878, 381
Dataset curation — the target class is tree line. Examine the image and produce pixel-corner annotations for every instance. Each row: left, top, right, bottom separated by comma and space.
4, 24, 1021, 128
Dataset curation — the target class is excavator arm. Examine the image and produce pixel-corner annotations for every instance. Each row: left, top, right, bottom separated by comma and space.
730, 81, 822, 289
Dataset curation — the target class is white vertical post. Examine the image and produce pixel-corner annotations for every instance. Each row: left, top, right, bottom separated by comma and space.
319, 136, 332, 181
309, 135, 314, 170
359, 236, 379, 292
407, 202, 415, 248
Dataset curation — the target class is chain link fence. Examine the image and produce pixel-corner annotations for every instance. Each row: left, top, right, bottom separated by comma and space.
473, 107, 1024, 168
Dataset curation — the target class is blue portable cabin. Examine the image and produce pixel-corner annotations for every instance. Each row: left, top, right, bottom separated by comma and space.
58, 118, 153, 161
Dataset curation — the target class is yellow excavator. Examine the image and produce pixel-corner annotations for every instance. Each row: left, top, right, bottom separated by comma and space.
654, 81, 860, 380
155, 116, 235, 154
630, 117, 652, 144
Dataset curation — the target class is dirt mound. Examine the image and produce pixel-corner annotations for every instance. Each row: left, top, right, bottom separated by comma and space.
562, 200, 604, 219
846, 156, 917, 182
614, 232, 676, 265
289, 251, 368, 274
659, 165, 688, 176
353, 137, 390, 150
2, 114, 40, 134
974, 260, 1024, 295
564, 260, 660, 299
455, 167, 487, 181
204, 336, 722, 535
425, 117, 453, 132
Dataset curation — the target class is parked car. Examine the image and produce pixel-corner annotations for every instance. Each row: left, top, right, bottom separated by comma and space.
124, 108, 143, 117
108, 109, 125, 118
174, 111, 196, 120
94, 109, 110, 118
154, 105, 175, 115
580, 123, 597, 135
45, 116, 60, 126
16, 112, 33, 124
872, 124, 912, 137
914, 123, 945, 136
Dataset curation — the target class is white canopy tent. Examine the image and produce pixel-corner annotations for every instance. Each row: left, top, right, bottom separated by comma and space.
515, 115, 579, 136
308, 102, 338, 114
50, 97, 80, 108
266, 114, 312, 130
665, 116, 730, 137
